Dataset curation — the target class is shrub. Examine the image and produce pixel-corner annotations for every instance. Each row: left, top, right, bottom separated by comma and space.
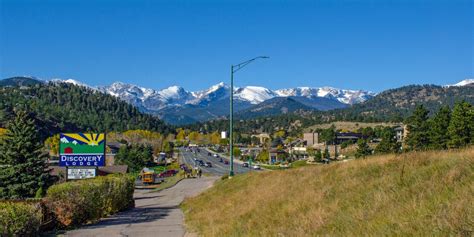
45, 174, 135, 227
0, 201, 42, 236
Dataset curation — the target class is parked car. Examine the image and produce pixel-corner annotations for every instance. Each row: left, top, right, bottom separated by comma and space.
205, 162, 212, 167
224, 160, 229, 165
208, 152, 212, 156
219, 158, 223, 163
252, 164, 261, 170
158, 169, 177, 178
198, 160, 205, 166
213, 154, 219, 158
242, 162, 249, 168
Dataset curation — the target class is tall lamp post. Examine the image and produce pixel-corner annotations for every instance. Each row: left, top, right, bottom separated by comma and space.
229, 56, 269, 177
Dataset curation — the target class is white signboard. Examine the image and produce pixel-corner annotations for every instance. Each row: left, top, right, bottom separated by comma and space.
221, 131, 227, 139
67, 168, 96, 180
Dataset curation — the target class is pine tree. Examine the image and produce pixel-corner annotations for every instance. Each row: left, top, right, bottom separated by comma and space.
405, 105, 430, 151
0, 111, 49, 199
355, 139, 372, 158
429, 106, 451, 150
375, 127, 400, 154
448, 101, 473, 148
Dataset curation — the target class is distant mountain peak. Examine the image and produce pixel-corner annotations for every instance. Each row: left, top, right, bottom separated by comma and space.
447, 79, 474, 87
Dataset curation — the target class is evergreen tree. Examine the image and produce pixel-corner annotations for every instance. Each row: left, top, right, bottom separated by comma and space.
315, 149, 322, 162
429, 106, 451, 150
0, 111, 49, 199
448, 101, 474, 148
355, 139, 372, 158
375, 127, 400, 154
323, 146, 330, 159
405, 105, 430, 151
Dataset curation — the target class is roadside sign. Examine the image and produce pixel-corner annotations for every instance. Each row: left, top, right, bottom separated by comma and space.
67, 167, 97, 180
59, 133, 106, 167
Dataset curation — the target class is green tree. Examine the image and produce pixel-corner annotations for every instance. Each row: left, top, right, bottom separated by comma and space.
355, 139, 372, 158
323, 146, 330, 159
405, 105, 430, 151
448, 101, 474, 148
375, 127, 400, 154
0, 111, 49, 199
429, 106, 451, 150
233, 147, 242, 157
315, 149, 322, 162
256, 149, 269, 163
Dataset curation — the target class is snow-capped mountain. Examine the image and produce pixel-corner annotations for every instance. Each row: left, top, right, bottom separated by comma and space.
234, 86, 278, 104
445, 79, 474, 87
275, 87, 375, 104
53, 79, 375, 109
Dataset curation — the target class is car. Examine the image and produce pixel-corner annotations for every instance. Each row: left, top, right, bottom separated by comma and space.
158, 169, 177, 178
213, 154, 219, 158
219, 158, 223, 163
208, 152, 212, 156
205, 162, 212, 167
224, 160, 229, 165
252, 164, 261, 170
242, 162, 249, 168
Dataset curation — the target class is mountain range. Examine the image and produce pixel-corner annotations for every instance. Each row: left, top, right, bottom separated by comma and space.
80, 80, 375, 124
1, 76, 473, 125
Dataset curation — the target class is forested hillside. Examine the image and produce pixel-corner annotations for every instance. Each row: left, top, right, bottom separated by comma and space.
0, 82, 172, 139
187, 84, 474, 135
327, 84, 474, 122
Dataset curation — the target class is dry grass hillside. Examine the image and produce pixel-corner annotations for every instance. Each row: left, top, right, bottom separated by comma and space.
182, 148, 474, 236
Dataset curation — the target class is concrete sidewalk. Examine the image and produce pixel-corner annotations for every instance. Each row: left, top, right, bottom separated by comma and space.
64, 176, 218, 237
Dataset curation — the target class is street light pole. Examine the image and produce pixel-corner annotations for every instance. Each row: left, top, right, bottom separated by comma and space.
229, 65, 234, 176
229, 56, 269, 177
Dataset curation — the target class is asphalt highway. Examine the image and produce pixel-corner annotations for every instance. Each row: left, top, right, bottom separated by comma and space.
179, 147, 253, 176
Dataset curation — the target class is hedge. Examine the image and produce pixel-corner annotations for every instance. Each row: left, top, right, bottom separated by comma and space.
0, 201, 43, 236
45, 174, 135, 227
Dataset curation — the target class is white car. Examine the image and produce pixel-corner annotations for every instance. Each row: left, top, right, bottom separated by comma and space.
252, 164, 261, 170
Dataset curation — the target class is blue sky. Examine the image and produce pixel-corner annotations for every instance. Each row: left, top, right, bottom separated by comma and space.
0, 0, 472, 92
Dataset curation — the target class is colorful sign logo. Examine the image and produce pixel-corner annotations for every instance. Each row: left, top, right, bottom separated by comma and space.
59, 133, 106, 167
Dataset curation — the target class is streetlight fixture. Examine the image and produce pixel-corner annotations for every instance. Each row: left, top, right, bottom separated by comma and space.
229, 56, 269, 177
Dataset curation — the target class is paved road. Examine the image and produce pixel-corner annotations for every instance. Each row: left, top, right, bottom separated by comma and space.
180, 147, 253, 176
65, 176, 217, 237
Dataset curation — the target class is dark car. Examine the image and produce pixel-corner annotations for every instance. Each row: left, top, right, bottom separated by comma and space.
224, 160, 229, 165
198, 160, 205, 166
219, 158, 223, 163
159, 169, 177, 178
242, 162, 249, 168
208, 152, 212, 156
205, 162, 212, 167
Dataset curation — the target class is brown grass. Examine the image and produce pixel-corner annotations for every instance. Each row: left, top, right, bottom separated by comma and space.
182, 148, 474, 236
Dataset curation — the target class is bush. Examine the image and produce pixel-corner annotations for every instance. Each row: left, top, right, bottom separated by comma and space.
0, 201, 42, 236
45, 174, 135, 227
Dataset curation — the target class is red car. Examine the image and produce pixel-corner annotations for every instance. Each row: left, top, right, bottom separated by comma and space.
159, 169, 177, 178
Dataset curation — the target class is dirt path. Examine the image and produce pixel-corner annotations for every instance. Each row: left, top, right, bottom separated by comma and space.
64, 176, 217, 237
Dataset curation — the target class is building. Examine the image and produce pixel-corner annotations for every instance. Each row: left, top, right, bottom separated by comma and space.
251, 133, 271, 144
303, 132, 322, 146
394, 125, 407, 143
268, 148, 287, 164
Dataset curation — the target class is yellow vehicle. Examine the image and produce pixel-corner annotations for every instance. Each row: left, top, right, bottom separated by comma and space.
140, 168, 156, 184
142, 172, 155, 184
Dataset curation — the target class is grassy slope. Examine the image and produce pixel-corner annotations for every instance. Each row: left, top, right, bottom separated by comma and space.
182, 148, 474, 236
